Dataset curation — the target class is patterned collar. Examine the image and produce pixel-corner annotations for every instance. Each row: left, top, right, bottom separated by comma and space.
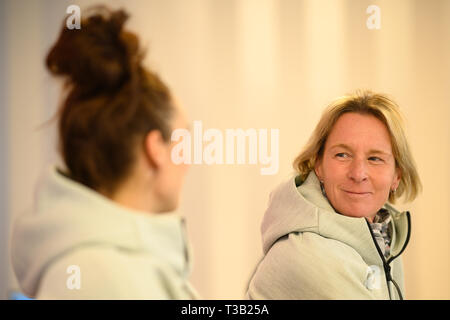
369, 208, 392, 259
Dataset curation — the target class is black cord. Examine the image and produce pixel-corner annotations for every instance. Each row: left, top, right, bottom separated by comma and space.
391, 278, 404, 300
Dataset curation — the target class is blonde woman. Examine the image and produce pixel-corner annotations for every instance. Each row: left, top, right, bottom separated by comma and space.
247, 91, 421, 300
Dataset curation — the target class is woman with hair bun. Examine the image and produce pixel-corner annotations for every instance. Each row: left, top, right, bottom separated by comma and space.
11, 6, 197, 299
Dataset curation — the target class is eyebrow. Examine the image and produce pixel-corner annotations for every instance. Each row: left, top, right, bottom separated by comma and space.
329, 144, 392, 156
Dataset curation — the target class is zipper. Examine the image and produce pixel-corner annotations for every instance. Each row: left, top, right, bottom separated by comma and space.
365, 211, 411, 300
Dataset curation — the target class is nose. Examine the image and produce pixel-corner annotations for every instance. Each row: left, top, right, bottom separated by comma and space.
347, 157, 368, 182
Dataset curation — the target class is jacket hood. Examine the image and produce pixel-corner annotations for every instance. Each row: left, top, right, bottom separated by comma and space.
11, 166, 191, 298
261, 171, 410, 265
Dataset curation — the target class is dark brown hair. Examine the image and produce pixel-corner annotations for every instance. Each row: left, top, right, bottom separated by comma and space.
46, 6, 174, 195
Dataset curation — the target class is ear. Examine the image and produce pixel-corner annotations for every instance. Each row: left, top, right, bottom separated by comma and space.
314, 157, 323, 181
144, 130, 167, 169
392, 166, 402, 191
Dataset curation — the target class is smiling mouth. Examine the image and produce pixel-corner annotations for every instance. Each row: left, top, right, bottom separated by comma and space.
343, 190, 372, 196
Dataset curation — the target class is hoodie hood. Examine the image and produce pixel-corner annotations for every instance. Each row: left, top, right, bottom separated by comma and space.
261, 171, 410, 265
11, 166, 191, 298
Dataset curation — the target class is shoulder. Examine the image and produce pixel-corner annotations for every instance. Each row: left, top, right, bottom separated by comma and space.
267, 232, 367, 273
37, 245, 181, 299
248, 232, 375, 299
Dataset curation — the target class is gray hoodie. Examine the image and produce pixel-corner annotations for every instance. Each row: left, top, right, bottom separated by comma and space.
11, 166, 198, 299
247, 171, 410, 300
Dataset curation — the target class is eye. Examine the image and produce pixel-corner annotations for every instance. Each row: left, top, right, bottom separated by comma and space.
335, 153, 349, 158
368, 156, 384, 162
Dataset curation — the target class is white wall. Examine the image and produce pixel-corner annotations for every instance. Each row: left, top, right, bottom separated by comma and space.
1, 0, 449, 299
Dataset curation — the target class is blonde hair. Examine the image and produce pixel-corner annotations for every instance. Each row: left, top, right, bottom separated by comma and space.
293, 90, 422, 204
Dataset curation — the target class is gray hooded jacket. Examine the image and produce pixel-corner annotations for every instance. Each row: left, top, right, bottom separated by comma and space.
11, 166, 198, 299
247, 171, 410, 300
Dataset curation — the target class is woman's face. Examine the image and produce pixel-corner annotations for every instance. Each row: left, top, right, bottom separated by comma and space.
315, 112, 401, 221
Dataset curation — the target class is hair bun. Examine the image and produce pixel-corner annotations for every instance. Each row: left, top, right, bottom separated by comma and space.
46, 6, 140, 94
